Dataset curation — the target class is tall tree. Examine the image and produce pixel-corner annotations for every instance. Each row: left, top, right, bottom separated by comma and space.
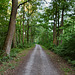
53, 0, 57, 45
27, 3, 30, 43
22, 5, 25, 45
3, 0, 18, 55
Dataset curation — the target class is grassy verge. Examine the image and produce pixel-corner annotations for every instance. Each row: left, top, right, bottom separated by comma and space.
42, 45, 75, 75
0, 45, 35, 75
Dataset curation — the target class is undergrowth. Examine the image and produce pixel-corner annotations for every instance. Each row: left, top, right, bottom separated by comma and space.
0, 44, 35, 74
0, 43, 35, 63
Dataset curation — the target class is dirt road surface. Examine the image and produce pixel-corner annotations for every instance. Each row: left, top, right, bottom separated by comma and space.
15, 44, 60, 75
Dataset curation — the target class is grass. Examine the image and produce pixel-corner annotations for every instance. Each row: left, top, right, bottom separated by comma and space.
41, 45, 48, 50
61, 67, 72, 75
63, 68, 71, 72
41, 45, 51, 55
0, 45, 35, 74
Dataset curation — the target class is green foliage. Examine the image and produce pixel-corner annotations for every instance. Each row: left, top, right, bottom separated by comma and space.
63, 68, 71, 72
0, 43, 34, 63
38, 29, 53, 49
54, 32, 75, 61
68, 60, 75, 66
38, 0, 75, 66
0, 0, 9, 49
10, 48, 21, 57
17, 43, 34, 48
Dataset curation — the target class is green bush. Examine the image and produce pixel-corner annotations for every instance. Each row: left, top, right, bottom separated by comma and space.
10, 48, 23, 57
54, 33, 75, 60
18, 43, 34, 48
68, 60, 75, 66
0, 43, 34, 63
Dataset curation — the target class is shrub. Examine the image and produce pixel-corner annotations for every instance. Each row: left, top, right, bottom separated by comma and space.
54, 33, 75, 60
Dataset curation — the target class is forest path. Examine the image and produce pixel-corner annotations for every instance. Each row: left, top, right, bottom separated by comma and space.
15, 44, 60, 75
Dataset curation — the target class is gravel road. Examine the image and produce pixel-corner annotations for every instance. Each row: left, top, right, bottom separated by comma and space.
16, 44, 60, 75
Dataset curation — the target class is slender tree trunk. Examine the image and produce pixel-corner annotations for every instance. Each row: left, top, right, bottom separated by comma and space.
53, 2, 57, 45
61, 10, 64, 33
19, 17, 21, 43
53, 18, 57, 45
25, 25, 27, 40
60, 0, 65, 44
60, 9, 64, 43
27, 4, 29, 44
73, 20, 74, 32
32, 25, 35, 43
27, 19, 29, 43
24, 5, 27, 42
57, 10, 59, 45
30, 27, 33, 43
22, 5, 25, 45
3, 0, 18, 55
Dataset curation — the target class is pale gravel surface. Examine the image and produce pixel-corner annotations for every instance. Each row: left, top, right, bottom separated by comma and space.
16, 44, 60, 75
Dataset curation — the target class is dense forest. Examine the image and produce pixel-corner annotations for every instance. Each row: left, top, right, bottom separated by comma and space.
0, 0, 75, 66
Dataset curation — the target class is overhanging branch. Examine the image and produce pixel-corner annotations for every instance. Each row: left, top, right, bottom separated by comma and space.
17, 0, 31, 9
43, 0, 48, 4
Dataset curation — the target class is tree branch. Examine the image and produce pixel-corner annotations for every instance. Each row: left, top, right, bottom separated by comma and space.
43, 0, 48, 4
29, 9, 35, 16
17, 0, 31, 9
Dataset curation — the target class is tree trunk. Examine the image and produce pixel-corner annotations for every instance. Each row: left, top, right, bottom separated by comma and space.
72, 20, 74, 32
27, 4, 29, 44
60, 0, 65, 44
53, 18, 57, 45
12, 29, 16, 48
24, 4, 27, 42
27, 19, 29, 43
57, 10, 60, 45
53, 2, 57, 45
60, 9, 64, 43
22, 6, 25, 45
30, 27, 33, 43
3, 0, 18, 55
25, 25, 27, 41
19, 17, 21, 43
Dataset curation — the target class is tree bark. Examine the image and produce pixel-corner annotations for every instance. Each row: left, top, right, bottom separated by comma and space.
22, 6, 25, 45
60, 0, 65, 44
27, 4, 29, 44
72, 20, 74, 32
60, 9, 64, 43
12, 29, 16, 48
57, 10, 60, 45
25, 25, 27, 41
53, 18, 57, 45
19, 17, 21, 44
3, 0, 18, 55
17, 0, 31, 8
30, 27, 33, 43
53, 1, 57, 45
27, 19, 29, 43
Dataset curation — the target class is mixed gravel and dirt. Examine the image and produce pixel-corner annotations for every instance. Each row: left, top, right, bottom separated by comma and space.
12, 45, 61, 75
